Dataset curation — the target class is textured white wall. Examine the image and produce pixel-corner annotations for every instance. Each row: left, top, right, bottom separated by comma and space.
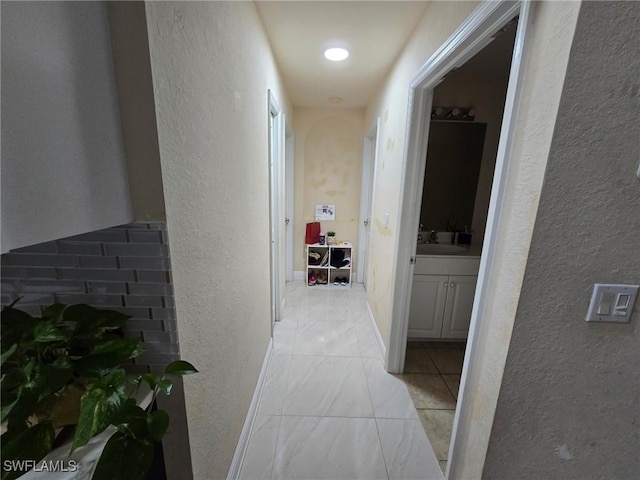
438, 2, 581, 477
144, 2, 291, 478
293, 108, 364, 272
484, 2, 640, 478
1, 2, 133, 252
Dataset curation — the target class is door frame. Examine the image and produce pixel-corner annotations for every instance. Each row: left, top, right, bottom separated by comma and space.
384, 0, 533, 477
268, 90, 284, 324
356, 117, 380, 286
284, 123, 295, 282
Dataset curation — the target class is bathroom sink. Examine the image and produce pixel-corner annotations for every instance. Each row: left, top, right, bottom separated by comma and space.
416, 243, 469, 255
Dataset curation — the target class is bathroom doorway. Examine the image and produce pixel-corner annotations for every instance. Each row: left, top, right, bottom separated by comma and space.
399, 20, 517, 473
386, 1, 534, 477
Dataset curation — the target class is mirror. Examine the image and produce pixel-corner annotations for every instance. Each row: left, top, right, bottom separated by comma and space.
419, 121, 486, 232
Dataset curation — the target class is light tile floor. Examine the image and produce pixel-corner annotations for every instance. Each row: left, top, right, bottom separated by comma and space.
400, 342, 465, 474
238, 282, 443, 480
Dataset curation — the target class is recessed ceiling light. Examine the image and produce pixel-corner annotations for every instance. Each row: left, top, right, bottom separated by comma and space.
324, 47, 349, 62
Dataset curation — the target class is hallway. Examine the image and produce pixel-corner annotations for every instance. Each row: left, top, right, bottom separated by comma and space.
238, 282, 443, 480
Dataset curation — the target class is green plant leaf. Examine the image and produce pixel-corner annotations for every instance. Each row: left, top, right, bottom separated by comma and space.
113, 403, 148, 440
147, 409, 169, 442
39, 364, 73, 396
75, 339, 141, 375
129, 341, 146, 360
164, 360, 199, 376
1, 396, 20, 423
5, 385, 39, 430
91, 339, 138, 357
157, 379, 173, 396
1, 307, 37, 349
1, 344, 17, 366
1, 422, 55, 480
67, 305, 129, 338
51, 354, 73, 370
92, 432, 154, 480
72, 388, 110, 452
96, 368, 127, 393
41, 303, 66, 323
141, 373, 159, 390
23, 359, 36, 379
72, 368, 126, 450
33, 320, 70, 343
1, 367, 26, 392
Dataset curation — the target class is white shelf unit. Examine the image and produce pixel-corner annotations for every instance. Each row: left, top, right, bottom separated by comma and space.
306, 242, 353, 288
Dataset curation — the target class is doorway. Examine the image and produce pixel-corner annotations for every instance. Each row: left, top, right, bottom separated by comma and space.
385, 1, 534, 478
357, 117, 380, 289
268, 90, 284, 326
399, 18, 517, 472
284, 125, 295, 283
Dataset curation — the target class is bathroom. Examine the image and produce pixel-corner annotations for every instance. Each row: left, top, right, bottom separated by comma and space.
400, 20, 517, 469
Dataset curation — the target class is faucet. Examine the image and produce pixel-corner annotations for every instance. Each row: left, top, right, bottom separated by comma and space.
429, 230, 438, 244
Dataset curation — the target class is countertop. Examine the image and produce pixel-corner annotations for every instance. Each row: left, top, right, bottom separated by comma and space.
415, 243, 482, 257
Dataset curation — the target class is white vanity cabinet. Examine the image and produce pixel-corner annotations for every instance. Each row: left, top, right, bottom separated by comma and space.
408, 256, 480, 339
408, 275, 448, 337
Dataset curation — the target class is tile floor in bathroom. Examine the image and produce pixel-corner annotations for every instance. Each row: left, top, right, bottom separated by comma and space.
400, 341, 465, 474
238, 281, 444, 480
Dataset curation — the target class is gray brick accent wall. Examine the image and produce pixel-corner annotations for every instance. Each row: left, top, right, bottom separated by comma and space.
1, 222, 178, 373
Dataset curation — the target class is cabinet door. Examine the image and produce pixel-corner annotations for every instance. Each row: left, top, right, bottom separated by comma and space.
408, 275, 448, 338
441, 275, 477, 339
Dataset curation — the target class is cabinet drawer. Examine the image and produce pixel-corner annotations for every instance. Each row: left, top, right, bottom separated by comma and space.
414, 256, 480, 276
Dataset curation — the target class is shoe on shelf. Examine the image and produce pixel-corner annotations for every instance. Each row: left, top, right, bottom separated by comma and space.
333, 277, 340, 286
309, 273, 317, 286
316, 270, 328, 284
340, 277, 348, 286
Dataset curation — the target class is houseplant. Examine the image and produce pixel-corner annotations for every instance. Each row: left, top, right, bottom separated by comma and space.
1, 301, 197, 480
326, 231, 336, 245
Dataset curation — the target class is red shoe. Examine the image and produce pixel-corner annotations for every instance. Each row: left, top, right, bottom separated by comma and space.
308, 272, 317, 286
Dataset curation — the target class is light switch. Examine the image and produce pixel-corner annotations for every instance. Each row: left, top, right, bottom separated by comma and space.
597, 291, 614, 315
586, 284, 639, 323
613, 294, 631, 315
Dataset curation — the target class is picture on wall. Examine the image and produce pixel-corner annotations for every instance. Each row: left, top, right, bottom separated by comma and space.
315, 204, 335, 221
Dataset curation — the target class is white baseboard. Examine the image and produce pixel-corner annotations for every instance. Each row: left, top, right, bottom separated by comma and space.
294, 271, 305, 281
226, 338, 274, 480
365, 301, 386, 361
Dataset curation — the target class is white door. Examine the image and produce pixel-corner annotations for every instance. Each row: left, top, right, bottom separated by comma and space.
284, 126, 294, 282
268, 91, 283, 325
407, 274, 447, 338
357, 118, 380, 289
441, 275, 477, 339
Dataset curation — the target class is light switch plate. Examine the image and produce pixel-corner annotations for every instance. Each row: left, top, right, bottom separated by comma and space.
586, 284, 639, 323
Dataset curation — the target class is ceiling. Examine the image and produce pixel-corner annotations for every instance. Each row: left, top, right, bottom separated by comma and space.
255, 1, 430, 109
